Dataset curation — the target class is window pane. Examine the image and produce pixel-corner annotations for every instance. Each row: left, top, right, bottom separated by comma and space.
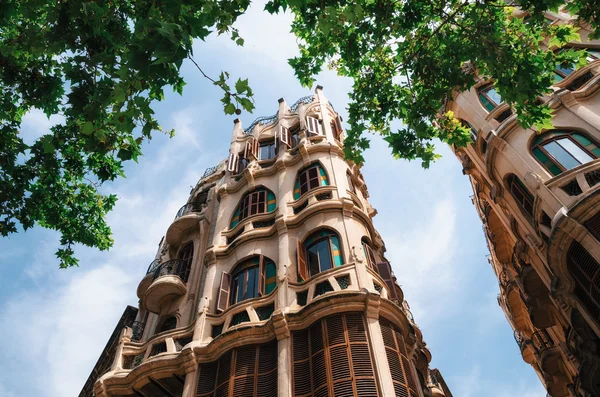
246, 267, 258, 299
556, 64, 575, 76
317, 240, 332, 272
236, 276, 244, 304
260, 145, 270, 160
543, 140, 582, 170
308, 245, 320, 277
485, 87, 502, 106
478, 94, 495, 111
557, 138, 594, 165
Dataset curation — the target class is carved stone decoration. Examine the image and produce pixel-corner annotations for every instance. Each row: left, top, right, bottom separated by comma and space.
524, 171, 542, 191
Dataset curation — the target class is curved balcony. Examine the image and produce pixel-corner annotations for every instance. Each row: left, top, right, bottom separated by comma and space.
165, 202, 206, 245
137, 259, 161, 298
545, 159, 600, 208
143, 260, 190, 313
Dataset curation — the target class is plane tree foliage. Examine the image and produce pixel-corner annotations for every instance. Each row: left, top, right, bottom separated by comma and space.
0, 0, 596, 267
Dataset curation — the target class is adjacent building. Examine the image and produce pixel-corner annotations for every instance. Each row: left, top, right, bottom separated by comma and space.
447, 8, 600, 397
80, 88, 451, 397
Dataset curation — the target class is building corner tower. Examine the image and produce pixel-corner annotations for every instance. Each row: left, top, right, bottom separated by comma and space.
446, 7, 600, 397
80, 86, 452, 397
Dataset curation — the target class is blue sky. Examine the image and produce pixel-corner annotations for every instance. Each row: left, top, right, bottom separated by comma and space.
0, 3, 546, 397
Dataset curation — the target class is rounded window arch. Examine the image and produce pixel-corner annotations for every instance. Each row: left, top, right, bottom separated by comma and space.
230, 187, 276, 228
293, 163, 329, 200
567, 240, 600, 325
297, 229, 343, 280
477, 83, 503, 112
506, 174, 535, 220
215, 255, 277, 311
531, 130, 599, 176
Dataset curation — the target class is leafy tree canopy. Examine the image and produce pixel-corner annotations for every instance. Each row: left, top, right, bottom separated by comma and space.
0, 0, 597, 267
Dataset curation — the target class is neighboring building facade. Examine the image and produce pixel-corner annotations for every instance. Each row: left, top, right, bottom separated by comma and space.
81, 87, 451, 397
446, 8, 600, 397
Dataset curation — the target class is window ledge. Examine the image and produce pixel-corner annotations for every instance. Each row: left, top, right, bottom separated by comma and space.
552, 59, 600, 90
289, 185, 336, 209
224, 210, 277, 238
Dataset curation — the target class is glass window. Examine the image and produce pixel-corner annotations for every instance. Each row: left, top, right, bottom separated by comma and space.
532, 131, 598, 176
460, 119, 478, 142
229, 256, 277, 305
259, 141, 277, 160
554, 48, 600, 82
478, 84, 503, 111
303, 230, 343, 278
230, 188, 276, 228
508, 174, 535, 219
294, 164, 329, 200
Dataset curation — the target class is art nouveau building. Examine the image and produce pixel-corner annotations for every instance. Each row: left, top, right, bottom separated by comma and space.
447, 8, 600, 397
80, 87, 452, 397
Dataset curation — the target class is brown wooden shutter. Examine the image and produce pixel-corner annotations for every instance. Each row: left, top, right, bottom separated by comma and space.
377, 261, 398, 300
335, 115, 343, 134
280, 125, 291, 148
307, 116, 319, 136
258, 255, 266, 296
244, 138, 259, 160
297, 239, 308, 281
227, 153, 239, 173
216, 272, 231, 312
253, 139, 260, 159
380, 318, 420, 397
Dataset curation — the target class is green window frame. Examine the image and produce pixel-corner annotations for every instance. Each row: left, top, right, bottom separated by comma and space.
532, 130, 599, 176
229, 256, 277, 306
302, 229, 343, 279
554, 49, 600, 82
477, 84, 503, 112
230, 188, 276, 228
293, 164, 329, 200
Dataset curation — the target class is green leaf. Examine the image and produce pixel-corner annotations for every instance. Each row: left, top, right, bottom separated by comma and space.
235, 78, 249, 94
224, 102, 236, 115
82, 121, 94, 135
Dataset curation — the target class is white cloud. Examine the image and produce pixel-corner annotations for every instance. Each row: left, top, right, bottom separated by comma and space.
20, 108, 65, 144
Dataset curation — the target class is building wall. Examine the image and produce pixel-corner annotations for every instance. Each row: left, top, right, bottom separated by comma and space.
447, 8, 600, 397
82, 88, 449, 397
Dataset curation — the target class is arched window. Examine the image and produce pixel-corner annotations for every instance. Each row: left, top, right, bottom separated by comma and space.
532, 130, 599, 176
156, 316, 177, 334
297, 229, 342, 281
554, 49, 600, 82
230, 187, 276, 228
293, 164, 329, 200
567, 241, 600, 325
215, 255, 277, 312
477, 83, 503, 112
507, 174, 535, 219
361, 237, 376, 269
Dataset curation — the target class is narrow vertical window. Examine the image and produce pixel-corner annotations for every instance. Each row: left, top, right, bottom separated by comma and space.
507, 174, 535, 219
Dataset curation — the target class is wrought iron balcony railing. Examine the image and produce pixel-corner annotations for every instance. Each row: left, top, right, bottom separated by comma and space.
146, 259, 161, 275
153, 259, 191, 283
531, 329, 554, 354
175, 201, 206, 219
131, 321, 146, 341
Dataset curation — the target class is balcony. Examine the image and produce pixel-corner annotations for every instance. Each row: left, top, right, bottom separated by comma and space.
514, 330, 535, 364
137, 259, 161, 298
165, 201, 206, 245
143, 260, 190, 313
545, 159, 600, 208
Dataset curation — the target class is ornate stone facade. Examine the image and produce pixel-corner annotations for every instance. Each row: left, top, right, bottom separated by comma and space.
80, 87, 451, 397
446, 8, 600, 397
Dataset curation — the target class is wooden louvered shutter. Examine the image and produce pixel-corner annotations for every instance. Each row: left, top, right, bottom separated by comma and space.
376, 261, 398, 300
307, 116, 319, 136
257, 340, 278, 397
585, 212, 600, 242
280, 125, 291, 148
227, 153, 239, 173
292, 313, 379, 397
216, 272, 231, 312
253, 139, 260, 159
258, 255, 266, 296
335, 115, 343, 134
297, 239, 308, 281
380, 318, 419, 397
